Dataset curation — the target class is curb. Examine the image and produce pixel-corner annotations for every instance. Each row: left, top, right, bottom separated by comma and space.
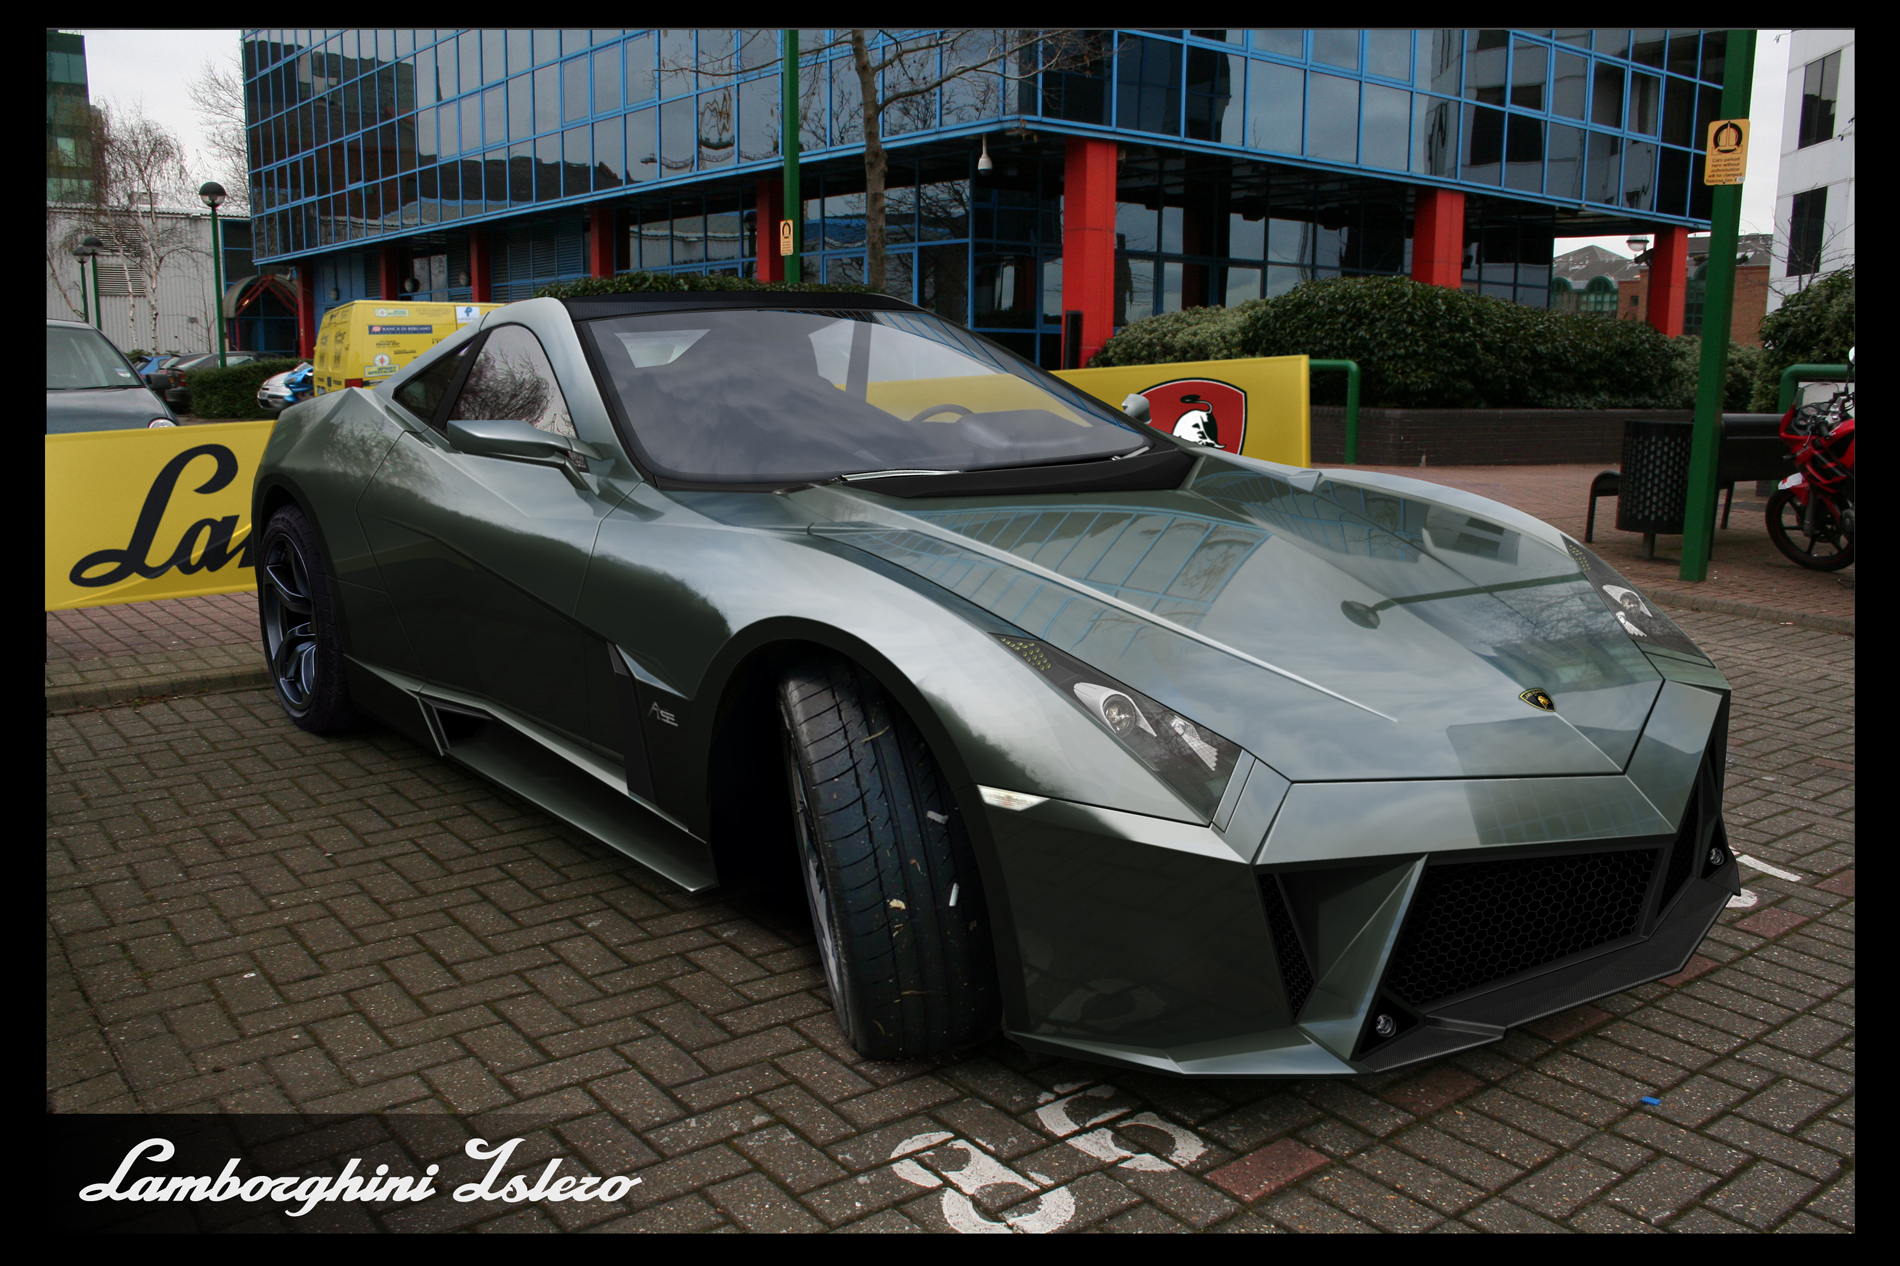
45, 664, 272, 714
1648, 588, 1854, 635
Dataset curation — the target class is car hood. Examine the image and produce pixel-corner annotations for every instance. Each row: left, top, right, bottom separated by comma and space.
798, 453, 1666, 782
46, 385, 174, 433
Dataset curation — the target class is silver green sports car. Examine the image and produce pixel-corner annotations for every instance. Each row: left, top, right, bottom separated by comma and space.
252, 291, 1738, 1076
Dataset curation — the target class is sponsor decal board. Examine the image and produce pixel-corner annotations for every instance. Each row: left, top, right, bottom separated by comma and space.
46, 420, 275, 611
1054, 354, 1310, 467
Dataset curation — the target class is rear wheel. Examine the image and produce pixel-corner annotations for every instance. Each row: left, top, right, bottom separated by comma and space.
1765, 488, 1854, 571
258, 504, 358, 731
778, 655, 997, 1059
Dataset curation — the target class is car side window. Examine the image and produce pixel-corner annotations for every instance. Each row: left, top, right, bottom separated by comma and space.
393, 341, 474, 431
447, 324, 576, 438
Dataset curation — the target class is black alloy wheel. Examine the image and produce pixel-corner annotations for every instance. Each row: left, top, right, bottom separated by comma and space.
778, 655, 998, 1060
1764, 487, 1854, 571
258, 505, 357, 731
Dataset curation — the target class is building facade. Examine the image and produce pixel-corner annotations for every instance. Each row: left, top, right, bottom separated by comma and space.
47, 30, 93, 203
244, 29, 1729, 363
1767, 29, 1853, 314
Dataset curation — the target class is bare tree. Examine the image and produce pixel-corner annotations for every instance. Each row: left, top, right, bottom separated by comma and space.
669, 29, 1113, 293
188, 56, 252, 213
76, 102, 205, 352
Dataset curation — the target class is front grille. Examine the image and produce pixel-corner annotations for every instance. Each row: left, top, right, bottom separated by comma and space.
1258, 876, 1314, 1018
1384, 848, 1658, 1008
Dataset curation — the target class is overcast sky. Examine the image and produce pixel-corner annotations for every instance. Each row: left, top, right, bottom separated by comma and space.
73, 27, 1791, 256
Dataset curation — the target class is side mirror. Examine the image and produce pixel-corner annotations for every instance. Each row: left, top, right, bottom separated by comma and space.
1120, 393, 1151, 424
446, 418, 605, 482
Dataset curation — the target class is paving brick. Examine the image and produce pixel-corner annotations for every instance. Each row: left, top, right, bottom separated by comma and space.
1605, 1157, 1723, 1225
1258, 1189, 1377, 1233
1734, 1079, 1839, 1132
1381, 1066, 1483, 1117
1502, 1154, 1620, 1219
704, 1172, 827, 1233
1307, 1165, 1444, 1231
1704, 1161, 1823, 1230
1206, 1139, 1330, 1202
1736, 908, 1812, 938
1347, 1145, 1486, 1215
1703, 1115, 1844, 1181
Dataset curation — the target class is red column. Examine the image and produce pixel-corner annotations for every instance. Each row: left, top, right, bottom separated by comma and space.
1645, 225, 1689, 337
755, 178, 785, 282
468, 228, 491, 302
588, 205, 615, 278
1411, 187, 1466, 288
296, 266, 316, 359
379, 244, 402, 300
1061, 136, 1118, 366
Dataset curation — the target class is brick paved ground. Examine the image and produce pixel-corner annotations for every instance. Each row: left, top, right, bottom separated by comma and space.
1346, 463, 1854, 627
48, 592, 259, 662
47, 607, 1852, 1232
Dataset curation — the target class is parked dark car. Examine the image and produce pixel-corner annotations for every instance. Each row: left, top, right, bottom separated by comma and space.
160, 350, 265, 413
46, 319, 178, 433
251, 293, 1740, 1076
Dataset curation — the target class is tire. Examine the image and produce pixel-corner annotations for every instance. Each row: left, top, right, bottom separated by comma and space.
257, 504, 358, 732
1765, 488, 1854, 571
778, 655, 998, 1059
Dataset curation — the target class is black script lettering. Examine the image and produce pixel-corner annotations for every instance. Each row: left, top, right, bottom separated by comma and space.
69, 445, 242, 587
170, 517, 245, 574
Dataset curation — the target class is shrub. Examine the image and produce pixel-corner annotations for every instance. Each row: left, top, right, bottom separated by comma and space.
1748, 268, 1855, 411
182, 358, 302, 419
536, 270, 877, 299
1667, 337, 1761, 412
1087, 303, 1258, 366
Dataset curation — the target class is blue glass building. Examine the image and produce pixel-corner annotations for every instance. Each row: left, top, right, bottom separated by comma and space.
243, 29, 1727, 364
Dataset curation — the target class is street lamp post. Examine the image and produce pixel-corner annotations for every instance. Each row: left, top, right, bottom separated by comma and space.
72, 235, 103, 330
199, 182, 228, 368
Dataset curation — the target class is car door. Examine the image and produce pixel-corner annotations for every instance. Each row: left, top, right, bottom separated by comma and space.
357, 320, 623, 752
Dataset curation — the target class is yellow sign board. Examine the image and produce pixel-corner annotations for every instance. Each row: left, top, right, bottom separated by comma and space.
1705, 118, 1749, 184
46, 420, 275, 611
1054, 354, 1311, 467
778, 219, 796, 256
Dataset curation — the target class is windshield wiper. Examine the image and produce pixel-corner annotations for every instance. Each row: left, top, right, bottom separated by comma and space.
837, 468, 961, 482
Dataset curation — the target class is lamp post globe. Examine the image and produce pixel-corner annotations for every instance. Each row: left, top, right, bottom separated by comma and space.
199, 184, 229, 367
74, 235, 104, 330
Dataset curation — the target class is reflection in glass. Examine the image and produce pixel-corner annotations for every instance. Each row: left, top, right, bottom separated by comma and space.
1247, 60, 1303, 152
1307, 74, 1359, 163
738, 74, 779, 162
1367, 29, 1411, 81
1414, 95, 1457, 176
1251, 30, 1303, 59
1313, 30, 1360, 71
1592, 63, 1624, 127
1505, 115, 1544, 192
1511, 39, 1546, 109
1553, 52, 1588, 118
1628, 72, 1659, 135
1547, 124, 1584, 200
1362, 83, 1409, 169
1586, 130, 1621, 204
1621, 139, 1655, 209
1463, 103, 1504, 184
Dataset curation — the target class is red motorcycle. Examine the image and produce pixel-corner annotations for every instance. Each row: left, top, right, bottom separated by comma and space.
1766, 366, 1854, 571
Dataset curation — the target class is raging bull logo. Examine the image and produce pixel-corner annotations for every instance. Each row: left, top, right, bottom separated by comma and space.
1519, 688, 1556, 712
69, 444, 253, 587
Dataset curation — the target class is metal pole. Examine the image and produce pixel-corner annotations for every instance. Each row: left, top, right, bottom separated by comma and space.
782, 29, 802, 284
77, 259, 88, 325
89, 255, 102, 331
1310, 359, 1362, 463
1680, 29, 1755, 582
1777, 363, 1854, 414
210, 203, 228, 368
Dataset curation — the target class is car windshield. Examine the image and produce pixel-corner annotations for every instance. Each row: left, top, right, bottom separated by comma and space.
581, 308, 1148, 484
48, 325, 141, 391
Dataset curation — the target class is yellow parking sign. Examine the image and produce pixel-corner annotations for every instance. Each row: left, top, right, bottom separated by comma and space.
1705, 118, 1749, 184
46, 420, 275, 611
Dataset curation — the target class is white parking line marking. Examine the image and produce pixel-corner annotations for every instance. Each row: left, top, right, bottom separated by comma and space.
1727, 889, 1759, 909
1734, 854, 1804, 882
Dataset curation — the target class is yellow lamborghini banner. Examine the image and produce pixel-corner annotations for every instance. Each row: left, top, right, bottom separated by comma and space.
46, 421, 274, 611
1055, 354, 1311, 468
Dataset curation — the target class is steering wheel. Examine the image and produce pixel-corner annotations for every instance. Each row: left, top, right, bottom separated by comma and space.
908, 403, 973, 423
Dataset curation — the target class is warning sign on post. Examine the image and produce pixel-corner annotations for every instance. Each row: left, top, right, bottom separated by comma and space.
778, 219, 795, 256
1705, 118, 1749, 184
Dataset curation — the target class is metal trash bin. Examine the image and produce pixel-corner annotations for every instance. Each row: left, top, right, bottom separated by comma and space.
1616, 419, 1692, 557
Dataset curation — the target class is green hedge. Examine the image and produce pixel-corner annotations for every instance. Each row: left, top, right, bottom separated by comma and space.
1085, 303, 1257, 366
182, 358, 302, 419
1090, 275, 1764, 411
536, 270, 877, 299
1748, 268, 1854, 411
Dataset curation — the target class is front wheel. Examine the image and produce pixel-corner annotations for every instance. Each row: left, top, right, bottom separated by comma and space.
257, 504, 358, 731
778, 655, 997, 1060
1765, 487, 1854, 571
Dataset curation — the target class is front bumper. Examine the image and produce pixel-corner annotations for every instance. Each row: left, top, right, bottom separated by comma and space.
977, 682, 1736, 1077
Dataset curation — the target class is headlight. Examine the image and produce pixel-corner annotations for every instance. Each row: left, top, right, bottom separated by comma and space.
997, 635, 1243, 818
148, 418, 176, 428
1562, 537, 1702, 656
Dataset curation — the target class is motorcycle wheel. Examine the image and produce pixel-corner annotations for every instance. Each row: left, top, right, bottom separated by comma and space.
1765, 488, 1854, 571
